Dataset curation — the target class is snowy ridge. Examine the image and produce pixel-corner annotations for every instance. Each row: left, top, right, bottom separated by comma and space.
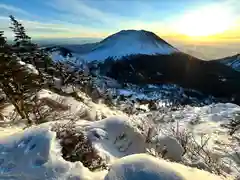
218, 54, 240, 72
81, 30, 178, 61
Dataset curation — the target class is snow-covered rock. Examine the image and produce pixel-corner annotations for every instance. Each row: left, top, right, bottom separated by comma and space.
18, 60, 39, 75
85, 116, 147, 163
35, 89, 98, 121
157, 136, 184, 162
0, 126, 100, 180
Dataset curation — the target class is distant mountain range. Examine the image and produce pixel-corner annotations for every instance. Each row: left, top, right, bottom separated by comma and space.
44, 30, 240, 104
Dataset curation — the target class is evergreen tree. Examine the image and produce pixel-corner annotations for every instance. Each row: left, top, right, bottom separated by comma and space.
9, 15, 31, 47
0, 31, 26, 121
0, 31, 6, 47
9, 15, 52, 72
0, 16, 92, 124
0, 25, 42, 124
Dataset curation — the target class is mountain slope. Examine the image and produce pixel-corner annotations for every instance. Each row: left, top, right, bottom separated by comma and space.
81, 30, 178, 61
214, 54, 240, 72
98, 53, 240, 104
44, 30, 240, 104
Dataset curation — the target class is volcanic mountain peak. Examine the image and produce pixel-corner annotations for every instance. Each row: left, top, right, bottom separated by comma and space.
81, 30, 178, 61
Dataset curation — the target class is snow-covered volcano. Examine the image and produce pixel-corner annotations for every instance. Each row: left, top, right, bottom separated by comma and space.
81, 30, 178, 61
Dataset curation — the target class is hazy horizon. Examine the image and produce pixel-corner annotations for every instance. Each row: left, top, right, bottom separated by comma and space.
29, 34, 239, 60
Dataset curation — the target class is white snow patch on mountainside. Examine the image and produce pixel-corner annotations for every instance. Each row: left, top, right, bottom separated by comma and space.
49, 51, 66, 62
81, 30, 178, 62
18, 60, 39, 75
49, 51, 83, 65
220, 54, 240, 72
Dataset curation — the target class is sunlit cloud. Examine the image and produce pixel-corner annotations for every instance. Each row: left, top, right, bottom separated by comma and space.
0, 15, 109, 39
44, 0, 178, 39
46, 0, 119, 25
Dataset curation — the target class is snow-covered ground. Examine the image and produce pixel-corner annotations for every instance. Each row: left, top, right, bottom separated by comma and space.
105, 154, 226, 180
0, 116, 232, 180
49, 51, 84, 66
0, 85, 239, 179
18, 60, 39, 75
110, 83, 217, 106
134, 103, 240, 177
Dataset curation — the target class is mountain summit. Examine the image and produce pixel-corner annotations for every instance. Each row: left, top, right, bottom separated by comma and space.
81, 30, 178, 61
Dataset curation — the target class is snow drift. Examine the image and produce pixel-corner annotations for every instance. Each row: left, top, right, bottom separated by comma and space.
0, 121, 230, 180
105, 154, 227, 180
0, 125, 105, 180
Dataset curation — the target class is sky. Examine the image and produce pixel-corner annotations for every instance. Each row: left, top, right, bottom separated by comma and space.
0, 0, 239, 47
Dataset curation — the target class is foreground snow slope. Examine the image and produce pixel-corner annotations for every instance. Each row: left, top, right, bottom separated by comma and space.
0, 85, 239, 179
0, 120, 230, 180
0, 127, 22, 138
105, 154, 226, 180
134, 103, 240, 177
0, 125, 105, 180
1, 86, 240, 178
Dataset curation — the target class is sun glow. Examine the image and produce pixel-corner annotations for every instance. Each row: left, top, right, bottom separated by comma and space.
176, 5, 235, 37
